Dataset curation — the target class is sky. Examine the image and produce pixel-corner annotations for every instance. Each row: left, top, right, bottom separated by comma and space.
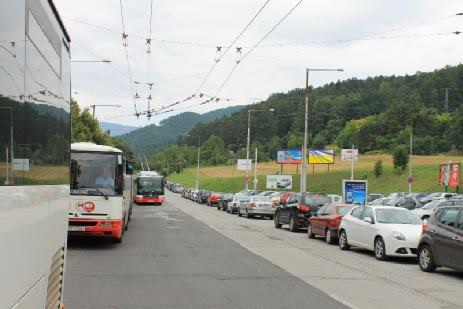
53, 0, 462, 127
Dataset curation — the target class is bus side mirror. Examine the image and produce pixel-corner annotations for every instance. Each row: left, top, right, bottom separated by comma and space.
126, 164, 134, 175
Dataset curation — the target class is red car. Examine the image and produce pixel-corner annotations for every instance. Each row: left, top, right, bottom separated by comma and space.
308, 203, 354, 244
279, 191, 294, 205
207, 193, 223, 207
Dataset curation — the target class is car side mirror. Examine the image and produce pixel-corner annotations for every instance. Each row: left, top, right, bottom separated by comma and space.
363, 217, 374, 224
126, 163, 134, 175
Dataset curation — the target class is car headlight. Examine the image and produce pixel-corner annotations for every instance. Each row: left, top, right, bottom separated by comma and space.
392, 231, 406, 241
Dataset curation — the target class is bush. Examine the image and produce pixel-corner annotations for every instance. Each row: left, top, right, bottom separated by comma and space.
393, 146, 409, 171
374, 160, 383, 177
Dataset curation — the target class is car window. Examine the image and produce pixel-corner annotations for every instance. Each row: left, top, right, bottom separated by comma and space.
458, 211, 463, 230
322, 206, 332, 215
337, 206, 353, 216
438, 208, 459, 227
351, 207, 363, 219
361, 207, 374, 220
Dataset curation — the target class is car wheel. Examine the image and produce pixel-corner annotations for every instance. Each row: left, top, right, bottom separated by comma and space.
245, 209, 253, 218
325, 229, 334, 244
307, 224, 315, 239
238, 208, 242, 217
289, 215, 298, 232
339, 230, 350, 250
374, 237, 388, 261
418, 244, 437, 272
274, 212, 282, 228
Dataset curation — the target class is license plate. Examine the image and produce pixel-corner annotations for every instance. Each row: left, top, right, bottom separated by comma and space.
68, 226, 85, 232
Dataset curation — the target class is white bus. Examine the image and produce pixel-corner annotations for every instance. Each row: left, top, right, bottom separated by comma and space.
134, 171, 165, 205
70, 142, 134, 243
0, 0, 71, 308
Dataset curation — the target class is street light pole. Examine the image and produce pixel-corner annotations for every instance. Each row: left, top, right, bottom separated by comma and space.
409, 119, 413, 194
301, 68, 344, 194
196, 137, 201, 190
245, 108, 275, 194
1, 107, 13, 184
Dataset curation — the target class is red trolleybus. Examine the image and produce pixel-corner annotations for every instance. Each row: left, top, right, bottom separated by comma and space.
134, 171, 165, 205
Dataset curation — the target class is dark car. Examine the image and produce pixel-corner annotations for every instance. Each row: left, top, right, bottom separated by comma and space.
418, 205, 463, 272
274, 193, 330, 232
218, 194, 233, 211
390, 196, 424, 210
200, 190, 211, 204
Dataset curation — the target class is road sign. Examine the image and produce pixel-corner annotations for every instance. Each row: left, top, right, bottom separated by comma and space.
245, 176, 249, 184
341, 149, 358, 161
408, 176, 414, 184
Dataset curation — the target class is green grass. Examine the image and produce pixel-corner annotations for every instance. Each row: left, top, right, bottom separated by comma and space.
169, 164, 457, 195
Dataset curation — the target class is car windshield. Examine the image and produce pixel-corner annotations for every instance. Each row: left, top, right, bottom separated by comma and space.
375, 209, 422, 224
337, 206, 353, 215
70, 152, 122, 196
303, 195, 330, 206
253, 196, 271, 202
137, 177, 164, 195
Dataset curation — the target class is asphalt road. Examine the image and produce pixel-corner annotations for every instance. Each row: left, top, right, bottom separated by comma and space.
64, 196, 346, 309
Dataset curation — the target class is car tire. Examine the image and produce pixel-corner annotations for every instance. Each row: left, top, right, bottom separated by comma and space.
418, 244, 437, 272
289, 215, 298, 232
245, 209, 253, 218
274, 212, 282, 229
238, 208, 242, 217
325, 229, 334, 244
307, 224, 315, 239
374, 237, 388, 261
339, 230, 350, 250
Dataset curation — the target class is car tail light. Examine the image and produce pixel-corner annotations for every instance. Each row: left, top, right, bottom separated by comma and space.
250, 202, 256, 208
297, 205, 310, 212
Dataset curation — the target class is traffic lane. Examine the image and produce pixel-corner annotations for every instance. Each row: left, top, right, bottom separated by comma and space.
171, 192, 463, 309
64, 202, 347, 309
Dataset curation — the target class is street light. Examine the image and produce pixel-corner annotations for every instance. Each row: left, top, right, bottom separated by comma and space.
301, 68, 344, 194
246, 108, 275, 194
0, 107, 13, 184
186, 134, 201, 190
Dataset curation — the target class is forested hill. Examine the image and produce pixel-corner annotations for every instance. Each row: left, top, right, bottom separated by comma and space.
120, 105, 244, 154
183, 65, 463, 160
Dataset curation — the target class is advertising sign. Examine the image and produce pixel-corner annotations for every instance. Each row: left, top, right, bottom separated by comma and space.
237, 159, 252, 171
439, 163, 460, 187
341, 149, 358, 161
13, 158, 30, 171
266, 174, 293, 189
308, 149, 335, 164
342, 180, 368, 205
276, 149, 302, 164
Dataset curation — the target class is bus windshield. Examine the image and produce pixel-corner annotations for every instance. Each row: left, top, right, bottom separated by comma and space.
71, 152, 123, 196
137, 177, 164, 195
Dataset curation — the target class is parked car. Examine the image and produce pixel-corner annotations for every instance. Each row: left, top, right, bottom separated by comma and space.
369, 197, 391, 206
199, 190, 211, 204
389, 196, 424, 210
366, 194, 384, 204
412, 199, 453, 220
279, 191, 293, 205
238, 195, 274, 219
227, 194, 243, 214
388, 192, 407, 199
218, 194, 233, 211
327, 194, 342, 204
420, 192, 456, 204
308, 204, 354, 244
208, 192, 223, 207
417, 205, 463, 272
274, 193, 330, 232
409, 192, 431, 201
338, 206, 423, 260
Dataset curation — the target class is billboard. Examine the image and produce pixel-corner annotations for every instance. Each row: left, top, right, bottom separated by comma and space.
342, 180, 368, 205
237, 159, 252, 171
13, 158, 30, 171
341, 149, 358, 161
439, 163, 460, 187
308, 149, 334, 164
277, 149, 302, 164
266, 174, 293, 189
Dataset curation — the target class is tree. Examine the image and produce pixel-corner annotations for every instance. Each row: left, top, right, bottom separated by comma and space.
373, 160, 383, 177
393, 146, 409, 171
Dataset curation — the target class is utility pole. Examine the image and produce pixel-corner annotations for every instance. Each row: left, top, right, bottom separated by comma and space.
444, 87, 450, 112
196, 137, 201, 190
253, 148, 258, 191
351, 144, 355, 180
409, 119, 413, 194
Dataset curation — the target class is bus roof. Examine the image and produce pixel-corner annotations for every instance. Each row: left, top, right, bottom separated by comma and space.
138, 171, 160, 177
71, 142, 122, 153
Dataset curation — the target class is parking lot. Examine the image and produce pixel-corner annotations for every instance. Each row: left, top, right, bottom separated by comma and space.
169, 191, 463, 309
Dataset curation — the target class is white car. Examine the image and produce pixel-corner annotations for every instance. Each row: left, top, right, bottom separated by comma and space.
412, 198, 463, 220
338, 206, 423, 260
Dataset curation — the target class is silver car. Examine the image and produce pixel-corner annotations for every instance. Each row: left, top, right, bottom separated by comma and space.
237, 196, 274, 219
227, 194, 243, 214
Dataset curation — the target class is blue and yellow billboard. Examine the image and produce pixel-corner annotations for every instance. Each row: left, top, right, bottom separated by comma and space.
308, 149, 335, 164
